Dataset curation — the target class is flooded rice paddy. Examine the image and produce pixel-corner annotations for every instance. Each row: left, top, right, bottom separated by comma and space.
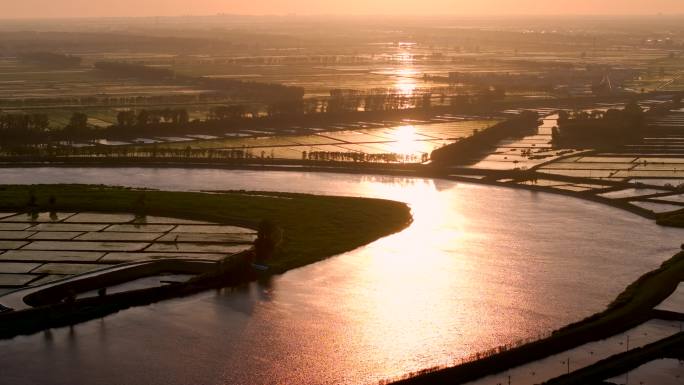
0, 210, 255, 290
607, 359, 684, 385
467, 319, 682, 385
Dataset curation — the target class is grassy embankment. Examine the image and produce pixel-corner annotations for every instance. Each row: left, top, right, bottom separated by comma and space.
0, 184, 412, 273
657, 210, 684, 228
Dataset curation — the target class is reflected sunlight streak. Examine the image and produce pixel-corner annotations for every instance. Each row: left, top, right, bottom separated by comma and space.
391, 125, 422, 156
342, 179, 480, 376
395, 68, 418, 96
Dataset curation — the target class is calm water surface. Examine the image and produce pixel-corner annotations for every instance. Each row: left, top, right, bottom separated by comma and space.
0, 167, 682, 385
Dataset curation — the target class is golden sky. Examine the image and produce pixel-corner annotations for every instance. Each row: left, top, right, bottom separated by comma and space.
1, 0, 682, 18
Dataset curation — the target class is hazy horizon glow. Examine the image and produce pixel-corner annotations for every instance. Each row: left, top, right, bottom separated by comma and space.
1, 0, 683, 19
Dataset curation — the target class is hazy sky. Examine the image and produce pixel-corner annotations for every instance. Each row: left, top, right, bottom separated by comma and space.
1, 0, 683, 18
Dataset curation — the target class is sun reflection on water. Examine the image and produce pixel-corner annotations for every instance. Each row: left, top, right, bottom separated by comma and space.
391, 125, 421, 156
339, 178, 484, 376
2, 170, 682, 385
395, 68, 418, 96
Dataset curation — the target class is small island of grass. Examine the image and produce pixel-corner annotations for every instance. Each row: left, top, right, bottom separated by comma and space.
0, 184, 412, 273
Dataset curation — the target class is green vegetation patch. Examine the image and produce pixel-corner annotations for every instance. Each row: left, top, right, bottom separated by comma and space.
0, 185, 412, 272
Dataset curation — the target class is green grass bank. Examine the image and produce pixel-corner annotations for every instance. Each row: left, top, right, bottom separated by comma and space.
0, 184, 412, 273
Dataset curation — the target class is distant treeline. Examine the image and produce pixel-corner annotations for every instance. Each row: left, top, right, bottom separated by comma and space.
0, 111, 88, 144
101, 103, 438, 139
0, 91, 236, 109
93, 61, 304, 102
304, 151, 429, 163
2, 107, 194, 143
324, 87, 505, 113
430, 111, 540, 165
0, 145, 257, 160
19, 52, 82, 68
0, 30, 299, 56
0, 144, 426, 165
101, 91, 507, 139
552, 102, 645, 147
94, 61, 172, 80
195, 76, 304, 102
116, 108, 189, 127
0, 113, 50, 143
0, 91, 512, 145
426, 67, 638, 93
551, 96, 683, 148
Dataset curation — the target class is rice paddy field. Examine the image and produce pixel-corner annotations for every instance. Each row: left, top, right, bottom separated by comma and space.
129, 117, 501, 161
1, 44, 673, 113
0, 58, 204, 102
2, 16, 683, 385
539, 155, 684, 179
467, 319, 682, 385
468, 114, 582, 170
461, 260, 684, 385
445, 107, 684, 216
0, 211, 255, 293
624, 56, 684, 93
0, 15, 681, 132
536, 111, 684, 182
173, 57, 551, 99
607, 359, 684, 385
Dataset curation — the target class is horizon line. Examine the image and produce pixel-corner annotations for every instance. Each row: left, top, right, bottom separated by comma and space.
2, 12, 684, 22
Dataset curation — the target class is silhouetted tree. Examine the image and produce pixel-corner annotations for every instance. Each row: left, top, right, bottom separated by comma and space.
254, 219, 283, 262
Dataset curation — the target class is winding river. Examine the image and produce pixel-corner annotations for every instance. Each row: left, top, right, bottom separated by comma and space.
0, 167, 683, 385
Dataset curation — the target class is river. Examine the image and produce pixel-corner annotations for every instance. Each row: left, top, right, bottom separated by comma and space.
0, 167, 682, 385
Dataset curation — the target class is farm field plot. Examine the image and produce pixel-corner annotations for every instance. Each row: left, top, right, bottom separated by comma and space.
468, 115, 585, 170
0, 59, 206, 103
647, 193, 684, 206
0, 57, 242, 131
172, 57, 543, 98
607, 359, 684, 385
539, 152, 684, 181
629, 200, 684, 213
0, 50, 525, 134
0, 23, 677, 139
648, 111, 684, 128
630, 178, 684, 187
169, 43, 674, 98
598, 188, 667, 199
624, 55, 684, 93
0, 211, 254, 290
467, 319, 682, 385
517, 179, 612, 191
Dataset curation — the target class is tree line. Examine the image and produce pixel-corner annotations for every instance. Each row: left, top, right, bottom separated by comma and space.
19, 52, 82, 68
551, 101, 645, 147
431, 111, 540, 165
0, 85, 517, 146
117, 108, 190, 127
94, 61, 305, 102
0, 113, 50, 144
0, 111, 90, 144
94, 61, 172, 81
0, 144, 428, 164
303, 150, 429, 163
